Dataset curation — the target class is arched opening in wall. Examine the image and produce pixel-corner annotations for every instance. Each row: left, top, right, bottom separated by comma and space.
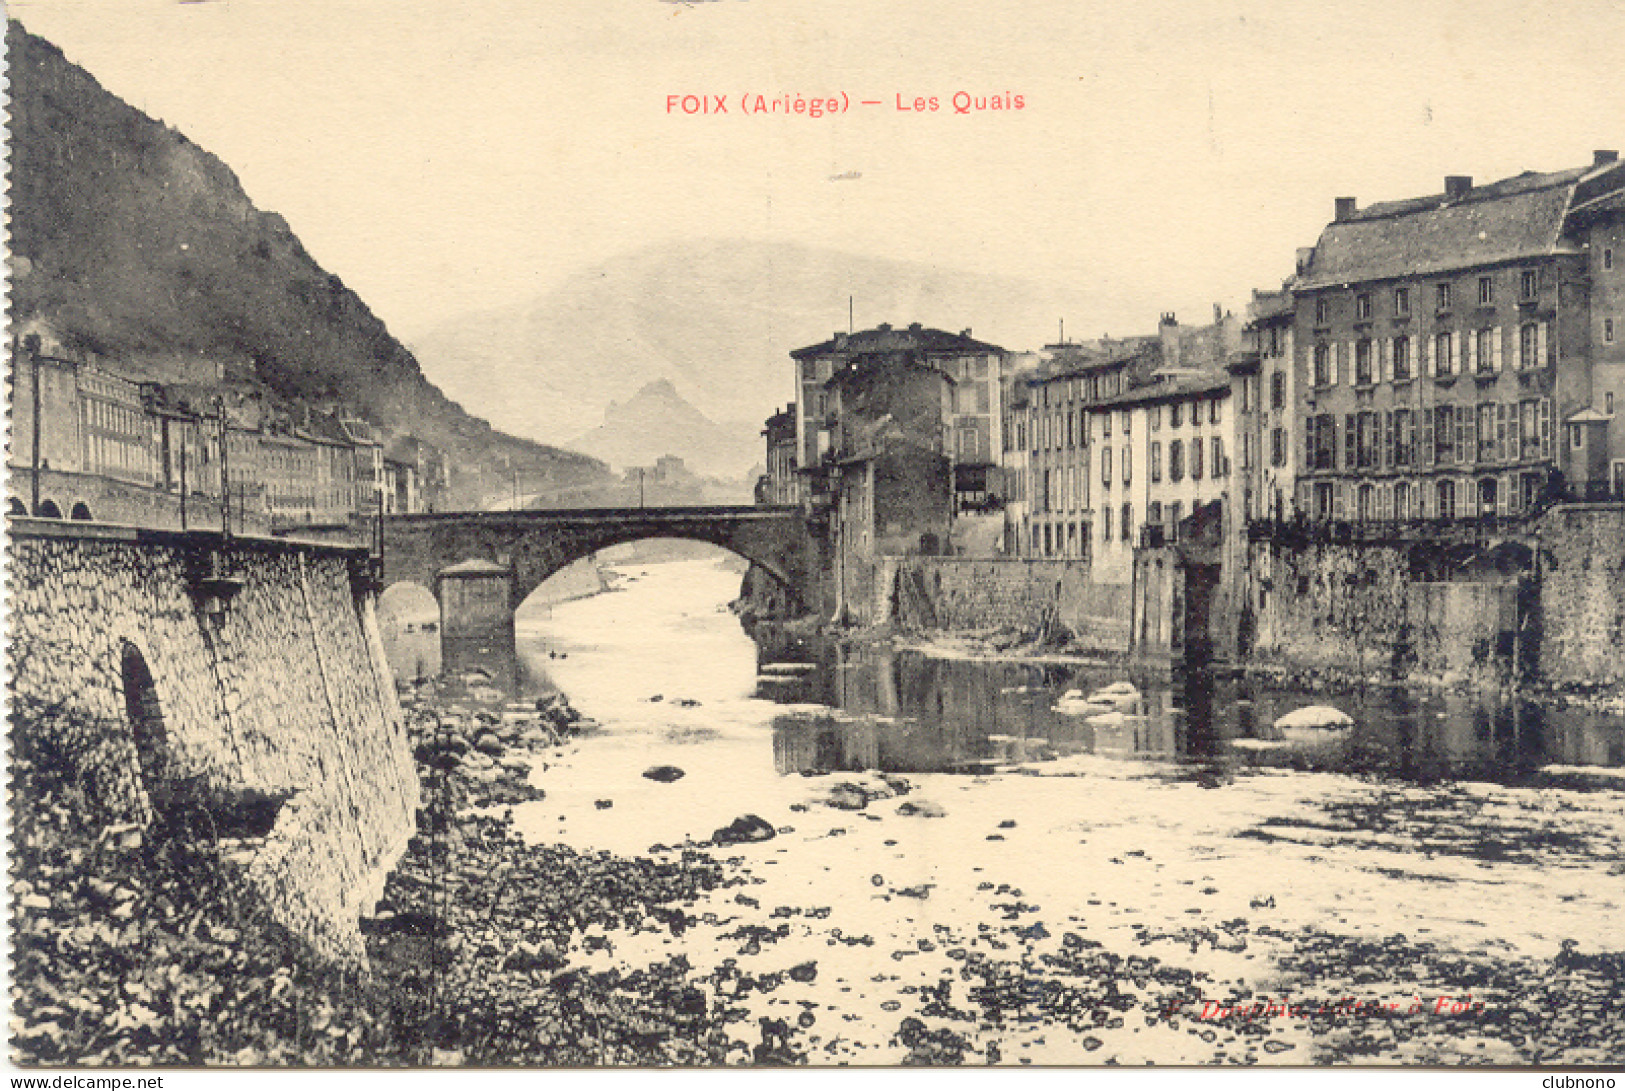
34, 499, 62, 519
379, 581, 440, 683
8, 498, 28, 516
120, 641, 175, 819
70, 502, 93, 521
513, 537, 769, 711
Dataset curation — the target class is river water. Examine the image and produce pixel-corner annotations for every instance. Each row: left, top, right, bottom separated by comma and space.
506, 556, 1625, 1065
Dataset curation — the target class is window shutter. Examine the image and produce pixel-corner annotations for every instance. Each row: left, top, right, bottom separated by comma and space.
1496, 404, 1509, 462
1451, 334, 1461, 375
1462, 406, 1477, 466
1306, 418, 1317, 468
1380, 338, 1391, 382
1463, 330, 1476, 374
1344, 413, 1356, 469
1419, 334, 1431, 376
1331, 343, 1342, 386
1497, 475, 1510, 517
1493, 327, 1504, 373
1537, 322, 1549, 367
1421, 410, 1434, 467
1539, 398, 1552, 459
1384, 410, 1395, 468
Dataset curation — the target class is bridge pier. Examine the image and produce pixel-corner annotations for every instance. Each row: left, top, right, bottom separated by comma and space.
434, 558, 518, 685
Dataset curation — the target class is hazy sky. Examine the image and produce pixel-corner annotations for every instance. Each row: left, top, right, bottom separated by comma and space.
11, 0, 1625, 352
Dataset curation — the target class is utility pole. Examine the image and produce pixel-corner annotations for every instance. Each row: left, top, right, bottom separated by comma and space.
28, 335, 42, 516
178, 418, 188, 531
215, 396, 231, 538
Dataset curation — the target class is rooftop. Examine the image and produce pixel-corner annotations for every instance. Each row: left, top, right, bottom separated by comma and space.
1297, 157, 1625, 290
791, 322, 1006, 359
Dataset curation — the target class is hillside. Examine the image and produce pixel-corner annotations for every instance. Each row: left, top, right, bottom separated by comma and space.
5, 21, 608, 507
408, 239, 1128, 446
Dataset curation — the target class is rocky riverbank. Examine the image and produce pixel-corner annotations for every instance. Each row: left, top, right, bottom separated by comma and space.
11, 665, 1625, 1066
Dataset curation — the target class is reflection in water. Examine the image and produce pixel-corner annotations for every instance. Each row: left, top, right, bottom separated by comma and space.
761, 638, 1625, 787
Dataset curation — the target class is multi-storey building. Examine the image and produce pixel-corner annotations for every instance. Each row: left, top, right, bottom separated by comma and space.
1019, 312, 1240, 575
1289, 153, 1625, 524
789, 323, 1008, 522
1228, 289, 1297, 524
1086, 374, 1233, 584
757, 404, 802, 505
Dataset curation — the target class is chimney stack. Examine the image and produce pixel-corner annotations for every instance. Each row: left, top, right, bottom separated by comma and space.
1333, 196, 1357, 222
1595, 149, 1620, 167
1445, 175, 1473, 201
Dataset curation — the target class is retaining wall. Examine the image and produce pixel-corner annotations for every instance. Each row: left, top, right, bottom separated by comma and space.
7, 520, 419, 966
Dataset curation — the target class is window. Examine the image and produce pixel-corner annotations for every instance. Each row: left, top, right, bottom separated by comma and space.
1102, 505, 1112, 542
1212, 437, 1225, 477
1121, 503, 1132, 542
1170, 502, 1183, 533
1311, 414, 1337, 470
1436, 283, 1452, 312
1103, 412, 1112, 439
1315, 297, 1329, 325
1101, 446, 1112, 486
1434, 405, 1455, 462
1356, 411, 1379, 468
1478, 276, 1494, 306
1271, 426, 1286, 467
1479, 403, 1498, 462
1356, 292, 1372, 320
1395, 481, 1413, 520
1355, 340, 1374, 385
1476, 328, 1496, 374
1606, 247, 1615, 272
1394, 287, 1410, 317
1191, 438, 1204, 480
1609, 392, 1616, 415
1122, 444, 1131, 486
1394, 408, 1414, 466
1150, 441, 1162, 482
1314, 344, 1331, 387
1169, 439, 1185, 482
1148, 501, 1162, 525
1570, 423, 1586, 450
1357, 483, 1375, 522
1171, 402, 1182, 428
1150, 405, 1161, 431
1270, 371, 1285, 409
1393, 336, 1412, 381
1121, 410, 1131, 435
1209, 399, 1221, 425
1435, 332, 1454, 375
1607, 318, 1616, 344
1437, 479, 1457, 520
1521, 269, 1538, 299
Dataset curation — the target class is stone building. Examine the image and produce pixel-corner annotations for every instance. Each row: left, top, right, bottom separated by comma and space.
1287, 152, 1625, 524
757, 403, 802, 506
789, 322, 1008, 528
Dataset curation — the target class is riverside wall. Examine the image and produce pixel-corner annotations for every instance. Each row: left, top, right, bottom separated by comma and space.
825, 503, 1625, 687
7, 520, 419, 966
1534, 504, 1625, 686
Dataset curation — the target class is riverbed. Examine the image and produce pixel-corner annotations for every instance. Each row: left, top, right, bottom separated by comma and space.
506, 557, 1625, 1065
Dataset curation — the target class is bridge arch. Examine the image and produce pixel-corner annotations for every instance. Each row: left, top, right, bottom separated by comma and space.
70, 501, 93, 521
8, 498, 27, 516
119, 640, 174, 820
34, 499, 62, 519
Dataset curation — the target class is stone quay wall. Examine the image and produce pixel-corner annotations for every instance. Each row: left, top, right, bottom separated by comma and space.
883, 557, 1135, 655
1534, 503, 1625, 686
7, 520, 419, 966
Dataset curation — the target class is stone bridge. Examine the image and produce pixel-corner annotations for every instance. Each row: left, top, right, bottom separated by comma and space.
380, 504, 812, 667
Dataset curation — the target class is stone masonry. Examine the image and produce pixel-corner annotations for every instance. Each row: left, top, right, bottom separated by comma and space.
7, 519, 419, 966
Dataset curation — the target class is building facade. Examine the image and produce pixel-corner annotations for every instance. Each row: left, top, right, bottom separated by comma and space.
1288, 154, 1625, 525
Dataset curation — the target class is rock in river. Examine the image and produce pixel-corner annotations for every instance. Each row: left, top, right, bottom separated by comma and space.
711, 814, 776, 845
642, 765, 686, 783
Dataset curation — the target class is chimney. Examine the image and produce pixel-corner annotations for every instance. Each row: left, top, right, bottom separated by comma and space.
909, 322, 922, 333
1213, 302, 1223, 326
877, 322, 892, 332
1595, 149, 1620, 167
960, 328, 972, 337
1159, 313, 1181, 370
1445, 175, 1473, 201
1333, 196, 1357, 222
